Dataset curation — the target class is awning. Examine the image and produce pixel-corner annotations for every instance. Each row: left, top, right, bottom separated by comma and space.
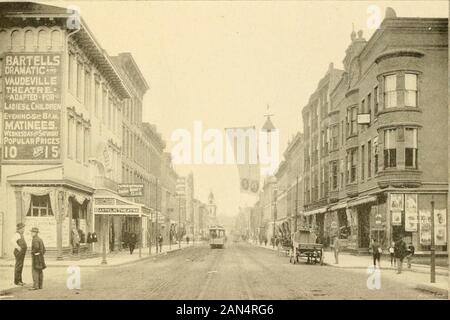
347, 196, 377, 208
303, 207, 327, 216
93, 189, 149, 217
329, 202, 347, 211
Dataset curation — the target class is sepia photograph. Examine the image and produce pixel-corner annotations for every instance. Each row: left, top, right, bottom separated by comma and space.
0, 0, 449, 306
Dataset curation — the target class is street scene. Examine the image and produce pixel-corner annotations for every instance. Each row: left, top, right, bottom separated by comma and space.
0, 242, 446, 300
0, 1, 449, 301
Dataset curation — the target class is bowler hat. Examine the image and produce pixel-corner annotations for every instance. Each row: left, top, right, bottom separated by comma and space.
16, 223, 25, 230
31, 227, 39, 233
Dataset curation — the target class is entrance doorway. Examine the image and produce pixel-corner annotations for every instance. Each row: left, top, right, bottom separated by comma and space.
357, 204, 371, 248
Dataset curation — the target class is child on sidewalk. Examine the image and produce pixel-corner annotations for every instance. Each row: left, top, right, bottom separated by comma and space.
389, 242, 395, 267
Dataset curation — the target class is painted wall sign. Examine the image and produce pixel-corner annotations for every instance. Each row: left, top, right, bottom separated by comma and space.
2, 53, 63, 162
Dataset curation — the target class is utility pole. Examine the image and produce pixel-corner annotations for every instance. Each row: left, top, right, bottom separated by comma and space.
178, 196, 181, 249
155, 178, 159, 253
294, 175, 299, 233
430, 197, 436, 283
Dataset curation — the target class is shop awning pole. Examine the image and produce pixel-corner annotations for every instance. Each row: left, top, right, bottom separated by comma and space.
101, 215, 107, 265
139, 214, 142, 258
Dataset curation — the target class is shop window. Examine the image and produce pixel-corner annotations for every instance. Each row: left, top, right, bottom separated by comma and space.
405, 73, 418, 107
330, 124, 339, 151
384, 74, 397, 108
94, 80, 100, 117
84, 70, 90, 110
67, 115, 75, 158
68, 53, 75, 92
27, 195, 53, 217
405, 128, 418, 168
384, 129, 397, 168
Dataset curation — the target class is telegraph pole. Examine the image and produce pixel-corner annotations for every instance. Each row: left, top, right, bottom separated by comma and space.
430, 197, 436, 283
178, 196, 181, 249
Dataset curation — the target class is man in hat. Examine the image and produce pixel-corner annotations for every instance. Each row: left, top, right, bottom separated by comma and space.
11, 223, 27, 286
30, 227, 46, 290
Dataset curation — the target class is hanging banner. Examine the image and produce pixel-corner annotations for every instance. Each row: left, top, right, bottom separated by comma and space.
225, 126, 260, 194
2, 53, 62, 162
434, 209, 447, 246
405, 194, 418, 232
419, 209, 431, 245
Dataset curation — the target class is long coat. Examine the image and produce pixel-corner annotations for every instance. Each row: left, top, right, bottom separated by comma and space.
31, 235, 46, 270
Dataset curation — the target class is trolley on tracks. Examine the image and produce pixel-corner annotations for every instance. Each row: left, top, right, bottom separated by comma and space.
209, 225, 226, 249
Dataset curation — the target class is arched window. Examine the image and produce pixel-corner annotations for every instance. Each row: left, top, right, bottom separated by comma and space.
11, 30, 23, 49
51, 29, 62, 48
24, 30, 34, 51
38, 29, 49, 50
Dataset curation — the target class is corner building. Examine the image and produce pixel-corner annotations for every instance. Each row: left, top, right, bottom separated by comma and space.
302, 10, 448, 254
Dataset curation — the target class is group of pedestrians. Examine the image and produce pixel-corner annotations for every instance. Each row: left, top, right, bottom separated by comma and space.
12, 223, 46, 290
371, 237, 415, 273
331, 234, 415, 274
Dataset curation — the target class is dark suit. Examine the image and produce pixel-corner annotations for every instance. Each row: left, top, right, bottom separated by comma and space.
31, 235, 46, 289
13, 233, 27, 285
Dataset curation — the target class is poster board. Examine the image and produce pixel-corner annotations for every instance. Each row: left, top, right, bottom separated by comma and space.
24, 216, 57, 247
434, 209, 447, 246
419, 209, 431, 245
405, 194, 418, 232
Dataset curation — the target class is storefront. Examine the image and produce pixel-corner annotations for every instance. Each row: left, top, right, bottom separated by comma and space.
93, 190, 150, 254
9, 183, 94, 259
387, 192, 447, 253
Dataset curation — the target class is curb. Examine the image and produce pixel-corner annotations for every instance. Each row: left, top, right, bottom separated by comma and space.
415, 283, 448, 297
0, 246, 189, 294
0, 246, 188, 269
322, 262, 449, 276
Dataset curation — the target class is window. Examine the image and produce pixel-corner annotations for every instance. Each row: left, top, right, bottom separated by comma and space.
367, 93, 371, 123
27, 195, 53, 217
94, 80, 100, 116
384, 129, 397, 168
76, 121, 82, 162
405, 73, 418, 107
347, 107, 358, 136
361, 145, 365, 181
374, 86, 379, 116
384, 74, 397, 108
374, 137, 379, 174
350, 148, 357, 183
340, 159, 344, 188
330, 161, 338, 190
84, 70, 90, 110
405, 128, 418, 168
330, 124, 339, 151
368, 141, 372, 178
68, 53, 74, 92
83, 127, 90, 164
102, 89, 107, 125
67, 115, 74, 158
76, 61, 82, 99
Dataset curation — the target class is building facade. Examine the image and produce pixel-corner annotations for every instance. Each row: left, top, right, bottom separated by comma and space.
302, 9, 448, 253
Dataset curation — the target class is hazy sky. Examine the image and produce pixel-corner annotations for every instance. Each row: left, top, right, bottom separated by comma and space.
41, 0, 448, 217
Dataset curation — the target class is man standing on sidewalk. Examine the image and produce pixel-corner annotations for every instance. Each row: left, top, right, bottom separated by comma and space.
332, 235, 340, 264
11, 223, 27, 286
394, 237, 407, 274
30, 227, 46, 290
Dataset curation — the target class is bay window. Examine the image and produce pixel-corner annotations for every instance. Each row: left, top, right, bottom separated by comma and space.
405, 73, 418, 107
384, 129, 397, 168
384, 74, 397, 108
405, 128, 418, 168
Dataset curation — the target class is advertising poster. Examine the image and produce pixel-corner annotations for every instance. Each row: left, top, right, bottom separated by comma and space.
2, 53, 62, 162
24, 216, 57, 247
391, 210, 402, 226
419, 209, 431, 245
434, 209, 447, 246
405, 194, 418, 232
390, 194, 403, 226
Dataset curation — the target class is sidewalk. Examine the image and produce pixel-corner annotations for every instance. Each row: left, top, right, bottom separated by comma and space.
251, 241, 449, 297
0, 242, 192, 293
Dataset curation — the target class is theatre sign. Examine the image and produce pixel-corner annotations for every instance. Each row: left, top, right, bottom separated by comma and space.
1, 53, 62, 163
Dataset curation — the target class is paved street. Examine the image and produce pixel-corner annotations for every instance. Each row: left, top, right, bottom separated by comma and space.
0, 243, 444, 300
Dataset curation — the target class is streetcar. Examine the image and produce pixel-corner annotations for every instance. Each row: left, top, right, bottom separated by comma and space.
209, 225, 226, 249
